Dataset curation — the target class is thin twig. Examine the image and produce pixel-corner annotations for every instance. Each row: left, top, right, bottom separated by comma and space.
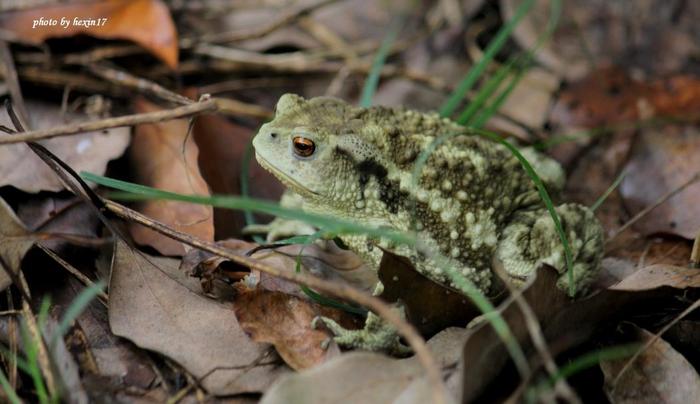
193, 44, 451, 92
690, 229, 700, 268
102, 199, 448, 404
607, 171, 700, 242
179, 0, 341, 48
87, 64, 193, 106
15, 65, 125, 95
0, 98, 219, 144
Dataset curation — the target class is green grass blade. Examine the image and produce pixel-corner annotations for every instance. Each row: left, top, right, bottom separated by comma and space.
475, 129, 576, 296
456, 62, 514, 125
550, 343, 640, 384
438, 0, 535, 117
470, 65, 525, 128
439, 257, 530, 376
19, 320, 49, 404
360, 16, 402, 107
0, 345, 32, 374
37, 297, 51, 329
591, 171, 626, 212
468, 0, 562, 128
81, 172, 413, 246
0, 368, 22, 404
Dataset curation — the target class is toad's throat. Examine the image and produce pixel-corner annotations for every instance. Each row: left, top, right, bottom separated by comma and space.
254, 153, 320, 197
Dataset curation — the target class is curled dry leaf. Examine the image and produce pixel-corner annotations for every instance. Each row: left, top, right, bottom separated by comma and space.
0, 100, 130, 193
183, 238, 372, 370
233, 285, 354, 371
0, 0, 178, 68
129, 98, 214, 256
108, 240, 288, 395
0, 197, 38, 291
620, 125, 700, 239
600, 325, 700, 404
502, 0, 700, 79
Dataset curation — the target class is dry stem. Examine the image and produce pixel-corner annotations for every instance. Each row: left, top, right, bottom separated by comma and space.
0, 98, 219, 144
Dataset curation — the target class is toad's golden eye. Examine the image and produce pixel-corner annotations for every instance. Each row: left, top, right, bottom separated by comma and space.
292, 136, 316, 157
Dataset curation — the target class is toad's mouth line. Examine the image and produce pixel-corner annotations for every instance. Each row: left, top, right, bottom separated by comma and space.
254, 153, 320, 196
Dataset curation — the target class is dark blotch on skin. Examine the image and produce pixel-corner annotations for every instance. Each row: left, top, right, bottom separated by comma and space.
355, 158, 408, 213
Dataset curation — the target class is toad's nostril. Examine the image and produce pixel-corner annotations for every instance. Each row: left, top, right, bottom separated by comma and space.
270, 132, 278, 138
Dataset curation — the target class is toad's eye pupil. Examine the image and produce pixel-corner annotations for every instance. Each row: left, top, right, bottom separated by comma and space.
292, 136, 315, 157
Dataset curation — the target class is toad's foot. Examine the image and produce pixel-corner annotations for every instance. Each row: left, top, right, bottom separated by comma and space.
242, 217, 317, 242
312, 308, 412, 356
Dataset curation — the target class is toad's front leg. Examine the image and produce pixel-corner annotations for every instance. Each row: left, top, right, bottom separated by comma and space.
313, 303, 411, 356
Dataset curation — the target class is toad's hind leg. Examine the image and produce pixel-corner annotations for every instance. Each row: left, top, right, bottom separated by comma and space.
494, 203, 604, 293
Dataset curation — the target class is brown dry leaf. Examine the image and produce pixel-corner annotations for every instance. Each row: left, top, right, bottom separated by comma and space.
563, 132, 634, 235
610, 264, 700, 291
233, 286, 354, 371
550, 67, 700, 130
261, 352, 424, 404
619, 125, 700, 239
219, 3, 319, 53
460, 262, 700, 402
503, 0, 700, 79
191, 110, 284, 239
260, 328, 467, 404
460, 265, 571, 402
491, 68, 560, 131
0, 0, 178, 68
0, 100, 130, 193
17, 195, 100, 251
378, 251, 481, 337
600, 326, 700, 404
184, 239, 370, 371
51, 277, 159, 395
373, 31, 468, 111
0, 197, 38, 291
108, 240, 288, 395
129, 98, 214, 256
